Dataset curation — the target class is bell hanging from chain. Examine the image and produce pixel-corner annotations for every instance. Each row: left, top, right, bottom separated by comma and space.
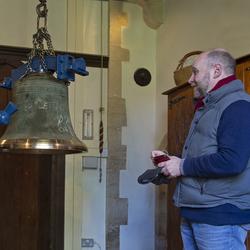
0, 72, 87, 154
0, 0, 88, 154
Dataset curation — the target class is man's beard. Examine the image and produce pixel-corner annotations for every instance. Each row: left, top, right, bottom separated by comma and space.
193, 86, 203, 100
197, 86, 206, 97
197, 73, 210, 96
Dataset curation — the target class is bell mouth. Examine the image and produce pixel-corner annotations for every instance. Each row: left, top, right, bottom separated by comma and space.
0, 138, 88, 154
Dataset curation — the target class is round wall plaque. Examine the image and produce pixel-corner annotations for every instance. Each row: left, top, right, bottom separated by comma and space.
134, 68, 151, 86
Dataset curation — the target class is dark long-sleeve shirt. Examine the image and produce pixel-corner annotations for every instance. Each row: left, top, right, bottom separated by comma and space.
183, 100, 250, 177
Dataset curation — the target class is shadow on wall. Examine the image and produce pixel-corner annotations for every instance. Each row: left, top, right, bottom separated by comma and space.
122, 0, 164, 29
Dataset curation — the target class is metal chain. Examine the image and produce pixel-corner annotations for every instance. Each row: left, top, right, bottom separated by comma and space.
36, 0, 48, 30
26, 0, 55, 74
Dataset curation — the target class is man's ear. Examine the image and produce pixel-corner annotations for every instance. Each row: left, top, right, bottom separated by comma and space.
213, 64, 222, 78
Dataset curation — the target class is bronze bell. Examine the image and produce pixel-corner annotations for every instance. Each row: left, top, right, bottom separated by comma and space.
0, 72, 87, 154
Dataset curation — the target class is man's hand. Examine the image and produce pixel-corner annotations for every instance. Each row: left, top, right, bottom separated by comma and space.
161, 156, 182, 178
151, 151, 182, 178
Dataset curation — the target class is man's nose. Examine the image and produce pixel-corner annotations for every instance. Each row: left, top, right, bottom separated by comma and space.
188, 73, 195, 86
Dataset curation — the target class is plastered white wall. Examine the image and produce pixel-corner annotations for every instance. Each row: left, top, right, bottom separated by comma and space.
65, 1, 108, 250
0, 0, 67, 50
120, 3, 157, 250
65, 67, 107, 250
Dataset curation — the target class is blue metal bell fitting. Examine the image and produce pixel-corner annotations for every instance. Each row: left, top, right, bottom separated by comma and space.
0, 77, 12, 89
0, 102, 17, 125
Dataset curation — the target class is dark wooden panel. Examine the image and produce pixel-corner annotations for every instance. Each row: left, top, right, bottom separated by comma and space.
237, 61, 250, 94
49, 155, 65, 250
166, 85, 194, 250
236, 61, 250, 248
0, 154, 65, 250
167, 85, 194, 156
0, 154, 46, 249
155, 185, 168, 249
0, 45, 109, 68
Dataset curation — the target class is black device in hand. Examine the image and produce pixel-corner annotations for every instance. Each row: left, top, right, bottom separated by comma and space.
138, 152, 170, 185
137, 167, 170, 185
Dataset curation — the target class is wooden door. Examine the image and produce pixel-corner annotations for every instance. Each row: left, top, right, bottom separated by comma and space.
163, 84, 194, 250
236, 60, 250, 249
236, 60, 250, 92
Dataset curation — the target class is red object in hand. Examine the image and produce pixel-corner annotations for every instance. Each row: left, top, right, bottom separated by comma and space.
153, 154, 170, 165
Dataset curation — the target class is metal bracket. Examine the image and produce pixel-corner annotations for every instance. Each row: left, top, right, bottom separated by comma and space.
0, 77, 12, 89
57, 54, 88, 81
0, 102, 17, 125
0, 54, 89, 88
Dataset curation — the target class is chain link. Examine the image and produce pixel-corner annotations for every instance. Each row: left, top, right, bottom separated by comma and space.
26, 0, 55, 74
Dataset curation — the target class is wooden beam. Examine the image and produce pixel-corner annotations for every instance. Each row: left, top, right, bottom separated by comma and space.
0, 45, 109, 68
